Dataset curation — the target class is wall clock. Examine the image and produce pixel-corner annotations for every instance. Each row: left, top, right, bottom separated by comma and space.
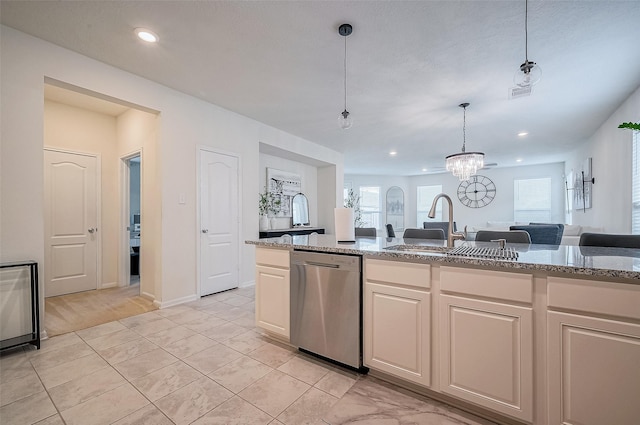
457, 175, 496, 208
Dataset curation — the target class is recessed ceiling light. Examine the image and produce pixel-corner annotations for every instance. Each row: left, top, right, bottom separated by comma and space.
518, 132, 528, 137
135, 28, 159, 43
389, 151, 397, 156
422, 168, 428, 172
516, 158, 523, 162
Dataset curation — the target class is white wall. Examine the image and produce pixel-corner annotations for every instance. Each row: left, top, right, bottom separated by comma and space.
116, 108, 159, 300
44, 100, 120, 288
0, 25, 343, 311
347, 162, 566, 232
259, 153, 318, 229
565, 86, 640, 233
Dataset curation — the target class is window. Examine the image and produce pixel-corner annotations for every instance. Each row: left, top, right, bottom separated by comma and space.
359, 186, 381, 228
632, 131, 640, 234
343, 182, 352, 205
514, 178, 551, 222
417, 185, 442, 226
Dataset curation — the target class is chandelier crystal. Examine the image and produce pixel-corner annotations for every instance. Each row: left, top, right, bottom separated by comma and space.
445, 103, 484, 181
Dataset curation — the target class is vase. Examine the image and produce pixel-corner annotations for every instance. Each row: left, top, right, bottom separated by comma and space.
270, 217, 277, 230
259, 215, 268, 231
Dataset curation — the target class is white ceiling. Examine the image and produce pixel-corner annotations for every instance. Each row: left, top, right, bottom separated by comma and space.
2, 1, 639, 176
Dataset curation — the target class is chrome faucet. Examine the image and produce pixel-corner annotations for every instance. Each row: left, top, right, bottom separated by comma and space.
428, 193, 466, 248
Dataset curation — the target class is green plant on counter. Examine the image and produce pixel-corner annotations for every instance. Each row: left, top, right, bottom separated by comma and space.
269, 194, 282, 216
344, 188, 365, 227
618, 122, 640, 131
258, 189, 270, 216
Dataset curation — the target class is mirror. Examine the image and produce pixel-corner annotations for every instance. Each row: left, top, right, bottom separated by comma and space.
386, 186, 404, 231
291, 193, 310, 226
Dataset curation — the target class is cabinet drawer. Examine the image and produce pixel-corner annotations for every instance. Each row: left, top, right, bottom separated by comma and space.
366, 259, 430, 289
440, 266, 532, 304
548, 276, 640, 320
256, 247, 290, 269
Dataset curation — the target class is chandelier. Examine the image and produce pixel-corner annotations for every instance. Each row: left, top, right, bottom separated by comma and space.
338, 23, 353, 129
445, 103, 484, 181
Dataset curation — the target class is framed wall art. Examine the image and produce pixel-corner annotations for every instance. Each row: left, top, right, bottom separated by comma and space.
267, 168, 301, 217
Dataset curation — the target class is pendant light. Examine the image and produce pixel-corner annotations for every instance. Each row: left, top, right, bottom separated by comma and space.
514, 0, 541, 87
338, 23, 353, 130
445, 103, 484, 181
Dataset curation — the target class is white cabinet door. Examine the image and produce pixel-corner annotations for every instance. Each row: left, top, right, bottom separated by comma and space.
255, 265, 290, 340
364, 282, 430, 386
439, 294, 533, 422
548, 311, 640, 425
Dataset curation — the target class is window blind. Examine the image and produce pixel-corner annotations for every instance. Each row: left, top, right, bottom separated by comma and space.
359, 186, 381, 229
417, 185, 442, 226
514, 178, 552, 222
632, 131, 640, 234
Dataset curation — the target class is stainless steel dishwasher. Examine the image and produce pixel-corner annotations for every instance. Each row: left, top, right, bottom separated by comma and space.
290, 250, 362, 369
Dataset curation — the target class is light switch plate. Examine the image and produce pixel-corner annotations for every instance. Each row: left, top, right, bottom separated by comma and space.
179, 193, 186, 204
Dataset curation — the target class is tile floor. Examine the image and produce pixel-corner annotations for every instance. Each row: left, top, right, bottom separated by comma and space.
0, 286, 496, 425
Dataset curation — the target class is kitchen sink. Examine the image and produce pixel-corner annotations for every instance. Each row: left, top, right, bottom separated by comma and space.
384, 244, 519, 260
384, 244, 450, 254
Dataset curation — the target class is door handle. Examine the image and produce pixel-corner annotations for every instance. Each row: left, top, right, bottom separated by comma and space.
202, 229, 209, 233
304, 261, 340, 269
88, 228, 95, 233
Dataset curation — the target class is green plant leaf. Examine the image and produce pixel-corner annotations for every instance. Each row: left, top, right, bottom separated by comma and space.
618, 122, 640, 131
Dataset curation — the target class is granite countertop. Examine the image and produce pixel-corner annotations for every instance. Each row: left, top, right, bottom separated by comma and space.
246, 234, 640, 282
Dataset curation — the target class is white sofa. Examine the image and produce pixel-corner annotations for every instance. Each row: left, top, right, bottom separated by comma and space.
559, 224, 604, 245
468, 221, 603, 245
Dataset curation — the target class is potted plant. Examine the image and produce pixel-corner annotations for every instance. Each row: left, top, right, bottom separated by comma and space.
258, 189, 270, 231
268, 194, 282, 229
344, 188, 365, 227
618, 122, 640, 131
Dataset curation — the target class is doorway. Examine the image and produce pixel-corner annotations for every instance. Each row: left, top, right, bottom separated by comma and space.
43, 81, 159, 336
121, 153, 142, 288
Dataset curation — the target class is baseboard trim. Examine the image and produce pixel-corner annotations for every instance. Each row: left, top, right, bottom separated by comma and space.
140, 291, 156, 302
367, 369, 526, 425
239, 281, 255, 288
156, 294, 199, 309
100, 281, 118, 289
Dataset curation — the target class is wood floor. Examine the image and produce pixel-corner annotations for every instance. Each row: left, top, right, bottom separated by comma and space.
44, 282, 157, 337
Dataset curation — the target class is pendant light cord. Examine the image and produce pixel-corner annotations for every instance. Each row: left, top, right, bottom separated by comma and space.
343, 34, 348, 110
525, 0, 529, 62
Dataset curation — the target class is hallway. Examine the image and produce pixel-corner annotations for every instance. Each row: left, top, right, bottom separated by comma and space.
44, 283, 156, 337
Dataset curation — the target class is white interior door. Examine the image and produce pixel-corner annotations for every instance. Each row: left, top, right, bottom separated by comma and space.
44, 149, 99, 297
200, 150, 239, 296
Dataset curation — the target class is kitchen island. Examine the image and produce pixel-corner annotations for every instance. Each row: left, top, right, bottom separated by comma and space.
246, 234, 640, 425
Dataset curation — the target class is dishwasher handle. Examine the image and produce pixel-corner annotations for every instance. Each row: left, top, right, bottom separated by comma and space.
304, 261, 340, 269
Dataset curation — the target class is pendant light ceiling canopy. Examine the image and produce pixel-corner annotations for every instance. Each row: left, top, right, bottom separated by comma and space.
338, 23, 353, 130
514, 0, 541, 87
445, 103, 484, 181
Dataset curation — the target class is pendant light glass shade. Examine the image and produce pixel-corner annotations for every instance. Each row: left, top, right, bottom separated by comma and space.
339, 109, 353, 129
338, 24, 353, 130
514, 60, 542, 87
445, 103, 484, 181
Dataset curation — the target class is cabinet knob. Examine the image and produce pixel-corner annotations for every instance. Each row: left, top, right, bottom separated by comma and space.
202, 229, 209, 234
